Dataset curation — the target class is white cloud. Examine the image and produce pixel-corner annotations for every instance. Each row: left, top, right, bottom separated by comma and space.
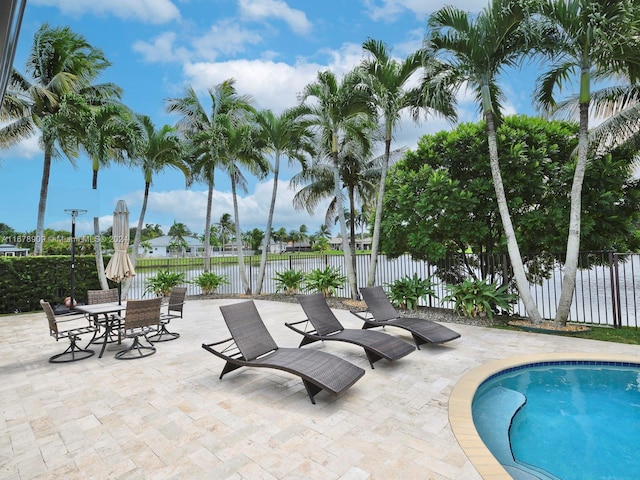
191, 20, 264, 60
31, 0, 181, 24
238, 0, 312, 36
132, 32, 191, 63
363, 0, 488, 22
122, 179, 331, 237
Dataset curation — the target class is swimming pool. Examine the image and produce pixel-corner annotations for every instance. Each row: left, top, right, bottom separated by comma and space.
474, 361, 640, 479
449, 354, 640, 480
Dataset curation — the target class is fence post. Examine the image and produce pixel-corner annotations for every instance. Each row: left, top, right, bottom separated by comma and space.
608, 252, 621, 328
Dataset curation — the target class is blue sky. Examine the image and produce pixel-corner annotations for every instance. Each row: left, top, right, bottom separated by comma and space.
1, 0, 539, 238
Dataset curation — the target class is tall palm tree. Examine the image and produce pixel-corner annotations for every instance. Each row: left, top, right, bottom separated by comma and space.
532, 0, 640, 326
0, 24, 120, 255
427, 0, 544, 323
253, 107, 314, 293
122, 115, 189, 298
359, 37, 456, 287
166, 79, 252, 272
298, 69, 375, 299
220, 119, 269, 293
82, 102, 139, 289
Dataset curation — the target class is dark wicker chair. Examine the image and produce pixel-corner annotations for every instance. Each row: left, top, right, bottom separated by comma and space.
115, 297, 163, 360
148, 287, 186, 342
202, 300, 365, 404
87, 288, 122, 345
285, 293, 415, 369
40, 299, 98, 363
355, 286, 461, 349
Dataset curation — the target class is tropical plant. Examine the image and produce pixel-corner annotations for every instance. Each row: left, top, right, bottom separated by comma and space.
359, 37, 456, 287
442, 279, 515, 320
305, 266, 346, 297
253, 107, 314, 294
1, 24, 121, 255
273, 269, 306, 295
192, 272, 229, 295
385, 273, 436, 311
144, 269, 186, 297
427, 0, 543, 324
531, 0, 640, 326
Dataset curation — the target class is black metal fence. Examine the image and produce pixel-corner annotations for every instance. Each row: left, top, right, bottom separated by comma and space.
128, 251, 640, 328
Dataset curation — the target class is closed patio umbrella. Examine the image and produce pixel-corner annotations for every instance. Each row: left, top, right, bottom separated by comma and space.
105, 200, 135, 304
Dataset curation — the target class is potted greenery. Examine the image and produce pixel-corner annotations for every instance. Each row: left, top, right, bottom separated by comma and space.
442, 278, 515, 319
144, 269, 186, 298
192, 272, 230, 295
385, 273, 436, 311
273, 269, 306, 295
305, 266, 346, 297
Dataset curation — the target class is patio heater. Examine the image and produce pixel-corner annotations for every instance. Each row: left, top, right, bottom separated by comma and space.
64, 208, 87, 310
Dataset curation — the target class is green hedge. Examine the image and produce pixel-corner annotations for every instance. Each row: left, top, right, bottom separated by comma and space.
0, 255, 109, 314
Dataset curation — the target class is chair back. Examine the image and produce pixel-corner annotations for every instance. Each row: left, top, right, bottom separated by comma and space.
360, 286, 399, 322
87, 288, 118, 304
123, 297, 163, 330
40, 299, 59, 336
220, 301, 278, 361
167, 287, 187, 317
296, 293, 343, 335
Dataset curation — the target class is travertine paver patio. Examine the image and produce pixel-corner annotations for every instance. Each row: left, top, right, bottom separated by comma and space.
2, 298, 639, 479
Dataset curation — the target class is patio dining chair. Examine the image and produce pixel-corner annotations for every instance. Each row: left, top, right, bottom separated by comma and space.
202, 300, 365, 404
355, 286, 461, 349
115, 297, 163, 360
285, 293, 415, 368
148, 286, 186, 342
40, 299, 98, 363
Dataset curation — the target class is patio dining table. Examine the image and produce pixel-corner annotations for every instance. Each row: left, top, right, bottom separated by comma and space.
74, 302, 126, 358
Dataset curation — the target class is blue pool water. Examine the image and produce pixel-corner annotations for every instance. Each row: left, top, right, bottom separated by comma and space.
473, 362, 640, 480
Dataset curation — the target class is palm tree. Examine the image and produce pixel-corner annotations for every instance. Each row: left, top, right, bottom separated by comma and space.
316, 224, 332, 239
298, 69, 375, 299
273, 226, 288, 253
427, 0, 544, 324
82, 102, 140, 289
166, 79, 253, 273
168, 221, 191, 256
218, 213, 234, 252
532, 0, 640, 326
253, 107, 314, 293
359, 37, 456, 287
0, 24, 120, 255
122, 115, 189, 298
220, 119, 269, 293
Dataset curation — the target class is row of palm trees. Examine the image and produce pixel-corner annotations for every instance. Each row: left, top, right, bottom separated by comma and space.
3, 1, 640, 325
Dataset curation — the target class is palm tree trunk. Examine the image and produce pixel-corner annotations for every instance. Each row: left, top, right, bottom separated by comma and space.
367, 135, 391, 286
486, 110, 543, 324
231, 175, 250, 294
94, 216, 109, 289
333, 153, 358, 299
348, 185, 358, 286
122, 181, 150, 299
203, 177, 214, 273
256, 154, 280, 294
35, 152, 52, 256
554, 102, 589, 326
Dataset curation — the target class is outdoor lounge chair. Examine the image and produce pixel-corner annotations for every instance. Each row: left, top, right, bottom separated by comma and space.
285, 293, 415, 369
202, 300, 365, 404
355, 286, 461, 349
40, 299, 98, 363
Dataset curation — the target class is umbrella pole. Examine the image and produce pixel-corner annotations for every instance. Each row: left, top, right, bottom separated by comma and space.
65, 209, 87, 310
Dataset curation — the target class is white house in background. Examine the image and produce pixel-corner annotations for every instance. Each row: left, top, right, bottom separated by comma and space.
140, 235, 204, 258
0, 244, 29, 256
329, 237, 372, 250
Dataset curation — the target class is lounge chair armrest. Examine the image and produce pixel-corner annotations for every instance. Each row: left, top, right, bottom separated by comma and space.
284, 320, 317, 336
202, 337, 244, 360
350, 310, 371, 321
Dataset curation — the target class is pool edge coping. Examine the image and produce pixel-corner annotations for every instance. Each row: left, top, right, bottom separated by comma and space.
449, 352, 640, 479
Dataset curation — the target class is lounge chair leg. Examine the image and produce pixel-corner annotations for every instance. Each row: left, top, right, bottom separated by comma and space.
299, 336, 320, 347
302, 380, 321, 404
220, 362, 243, 379
364, 350, 383, 369
412, 334, 428, 350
